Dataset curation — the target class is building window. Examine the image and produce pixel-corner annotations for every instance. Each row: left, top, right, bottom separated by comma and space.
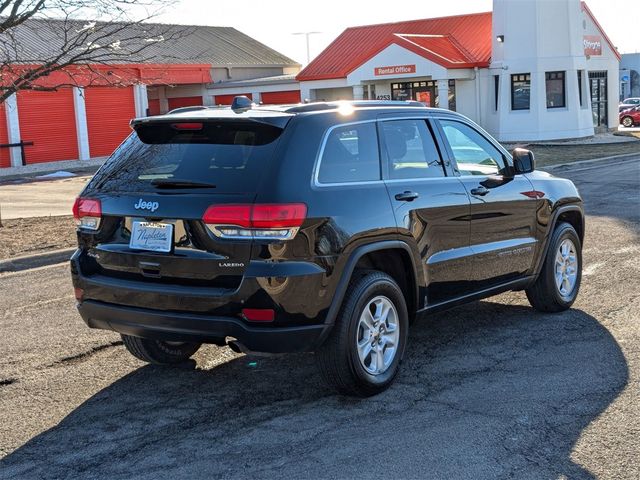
577, 71, 583, 107
545, 71, 566, 108
494, 75, 499, 111
511, 73, 531, 110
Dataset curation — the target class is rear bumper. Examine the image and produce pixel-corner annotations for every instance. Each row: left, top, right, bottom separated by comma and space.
78, 300, 327, 353
70, 249, 333, 353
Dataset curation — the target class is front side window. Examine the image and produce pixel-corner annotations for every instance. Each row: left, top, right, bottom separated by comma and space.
546, 71, 566, 108
439, 120, 505, 176
318, 123, 380, 183
380, 120, 444, 179
511, 73, 531, 110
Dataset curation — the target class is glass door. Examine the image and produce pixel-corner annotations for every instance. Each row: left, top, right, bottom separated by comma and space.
589, 71, 608, 127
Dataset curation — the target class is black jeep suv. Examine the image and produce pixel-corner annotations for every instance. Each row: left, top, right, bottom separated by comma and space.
71, 99, 584, 396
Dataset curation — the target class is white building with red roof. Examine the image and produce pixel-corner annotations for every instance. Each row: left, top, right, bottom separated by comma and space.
296, 0, 620, 141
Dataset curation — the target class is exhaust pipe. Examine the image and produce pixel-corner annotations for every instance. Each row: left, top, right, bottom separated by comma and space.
227, 340, 244, 354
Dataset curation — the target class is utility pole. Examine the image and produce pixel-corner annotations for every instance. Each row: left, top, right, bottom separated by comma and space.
292, 31, 322, 65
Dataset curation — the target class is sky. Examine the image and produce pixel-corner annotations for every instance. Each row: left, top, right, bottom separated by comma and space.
135, 0, 640, 65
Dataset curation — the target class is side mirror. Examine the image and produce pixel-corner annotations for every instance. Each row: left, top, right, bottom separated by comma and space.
512, 148, 535, 174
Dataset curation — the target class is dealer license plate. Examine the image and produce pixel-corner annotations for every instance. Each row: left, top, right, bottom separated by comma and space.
129, 221, 173, 253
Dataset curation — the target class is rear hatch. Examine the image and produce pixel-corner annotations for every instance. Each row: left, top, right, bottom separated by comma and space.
76, 113, 291, 289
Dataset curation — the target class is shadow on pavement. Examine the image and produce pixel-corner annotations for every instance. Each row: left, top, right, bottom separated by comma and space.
1, 301, 628, 479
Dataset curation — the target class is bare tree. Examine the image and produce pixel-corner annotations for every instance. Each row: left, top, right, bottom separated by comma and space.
0, 0, 190, 103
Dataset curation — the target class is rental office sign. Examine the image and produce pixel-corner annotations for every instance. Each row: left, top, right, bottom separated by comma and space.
374, 64, 416, 76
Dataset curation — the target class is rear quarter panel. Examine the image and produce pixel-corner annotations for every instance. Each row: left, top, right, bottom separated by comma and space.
253, 112, 398, 323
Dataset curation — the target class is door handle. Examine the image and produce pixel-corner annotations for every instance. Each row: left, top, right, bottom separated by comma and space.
470, 186, 490, 196
395, 191, 419, 202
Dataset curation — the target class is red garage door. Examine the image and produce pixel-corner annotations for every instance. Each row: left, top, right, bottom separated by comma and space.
167, 96, 203, 110
147, 99, 161, 116
261, 90, 301, 104
85, 86, 136, 158
214, 93, 252, 105
18, 89, 78, 164
0, 103, 9, 168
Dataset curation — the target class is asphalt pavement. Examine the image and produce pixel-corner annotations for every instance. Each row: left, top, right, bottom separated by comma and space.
0, 175, 91, 219
0, 156, 638, 479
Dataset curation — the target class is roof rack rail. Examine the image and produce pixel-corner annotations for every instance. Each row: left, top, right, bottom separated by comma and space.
284, 100, 424, 113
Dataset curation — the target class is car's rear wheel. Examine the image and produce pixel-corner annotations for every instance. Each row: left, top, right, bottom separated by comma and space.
316, 270, 408, 397
621, 116, 634, 127
121, 334, 201, 364
526, 222, 582, 312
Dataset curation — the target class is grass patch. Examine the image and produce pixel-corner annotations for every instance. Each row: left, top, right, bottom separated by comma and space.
502, 141, 640, 167
0, 215, 76, 259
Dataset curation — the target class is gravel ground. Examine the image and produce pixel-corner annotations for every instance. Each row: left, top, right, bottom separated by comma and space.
0, 216, 76, 259
0, 156, 638, 479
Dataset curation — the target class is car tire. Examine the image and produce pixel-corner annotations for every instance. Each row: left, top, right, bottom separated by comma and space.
621, 116, 634, 128
526, 222, 582, 313
121, 334, 201, 364
316, 270, 409, 397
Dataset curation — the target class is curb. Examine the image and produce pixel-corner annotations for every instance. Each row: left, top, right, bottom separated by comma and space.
0, 248, 75, 273
540, 152, 639, 170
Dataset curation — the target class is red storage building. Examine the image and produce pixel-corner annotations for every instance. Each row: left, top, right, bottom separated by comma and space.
17, 89, 78, 164
1, 19, 301, 169
167, 96, 203, 110
147, 99, 161, 116
0, 102, 9, 168
261, 90, 301, 104
214, 93, 253, 105
85, 86, 137, 158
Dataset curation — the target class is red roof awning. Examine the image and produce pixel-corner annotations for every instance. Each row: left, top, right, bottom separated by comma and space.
297, 12, 492, 81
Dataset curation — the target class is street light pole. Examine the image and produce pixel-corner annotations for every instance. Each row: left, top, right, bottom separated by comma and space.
292, 31, 321, 64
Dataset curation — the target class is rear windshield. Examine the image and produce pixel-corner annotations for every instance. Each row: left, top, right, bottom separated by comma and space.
86, 121, 284, 194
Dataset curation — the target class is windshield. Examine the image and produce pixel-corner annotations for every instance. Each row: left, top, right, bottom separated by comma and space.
86, 121, 284, 194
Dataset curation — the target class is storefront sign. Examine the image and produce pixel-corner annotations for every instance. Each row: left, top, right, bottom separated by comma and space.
374, 64, 416, 76
583, 35, 602, 56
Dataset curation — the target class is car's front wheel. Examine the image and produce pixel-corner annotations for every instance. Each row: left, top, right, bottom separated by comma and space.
121, 334, 201, 364
526, 222, 582, 312
316, 271, 409, 397
621, 116, 634, 128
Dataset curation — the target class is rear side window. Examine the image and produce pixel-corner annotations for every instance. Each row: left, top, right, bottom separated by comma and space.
318, 123, 380, 184
380, 119, 444, 179
86, 121, 284, 194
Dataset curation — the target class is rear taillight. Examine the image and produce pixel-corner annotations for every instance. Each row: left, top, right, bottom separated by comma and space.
72, 197, 102, 231
203, 203, 306, 241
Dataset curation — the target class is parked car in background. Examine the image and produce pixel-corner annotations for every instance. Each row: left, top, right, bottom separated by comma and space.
619, 98, 640, 112
620, 105, 640, 127
70, 99, 585, 396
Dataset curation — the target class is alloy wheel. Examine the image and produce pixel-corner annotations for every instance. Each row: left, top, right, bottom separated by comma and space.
554, 238, 578, 298
355, 296, 400, 375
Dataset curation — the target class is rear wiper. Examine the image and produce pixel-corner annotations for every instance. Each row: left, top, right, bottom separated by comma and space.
150, 179, 217, 189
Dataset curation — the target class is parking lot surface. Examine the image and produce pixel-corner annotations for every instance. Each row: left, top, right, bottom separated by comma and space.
0, 156, 638, 479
